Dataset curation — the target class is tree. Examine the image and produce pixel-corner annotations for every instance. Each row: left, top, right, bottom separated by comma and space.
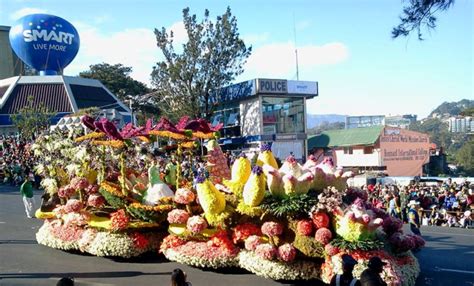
151, 7, 251, 121
11, 95, 54, 140
79, 63, 150, 100
455, 140, 474, 176
392, 0, 455, 40
307, 121, 345, 135
79, 63, 159, 123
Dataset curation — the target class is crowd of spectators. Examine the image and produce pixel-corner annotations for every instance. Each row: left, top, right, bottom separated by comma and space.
0, 135, 39, 187
362, 179, 474, 229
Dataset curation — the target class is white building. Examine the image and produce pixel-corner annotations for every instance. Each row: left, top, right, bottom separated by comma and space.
447, 116, 472, 133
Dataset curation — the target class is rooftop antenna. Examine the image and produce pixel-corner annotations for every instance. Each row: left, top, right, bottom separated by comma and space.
293, 13, 299, 81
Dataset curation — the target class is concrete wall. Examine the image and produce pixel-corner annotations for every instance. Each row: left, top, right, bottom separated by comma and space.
240, 98, 261, 137
334, 147, 382, 167
0, 26, 22, 79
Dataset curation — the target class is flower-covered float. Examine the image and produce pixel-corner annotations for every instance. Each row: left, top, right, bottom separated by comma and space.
32, 115, 423, 285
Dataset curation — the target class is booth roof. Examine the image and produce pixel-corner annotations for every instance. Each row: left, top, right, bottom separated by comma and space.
307, 125, 383, 149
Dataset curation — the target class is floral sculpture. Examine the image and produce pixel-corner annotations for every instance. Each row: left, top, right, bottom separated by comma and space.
32, 115, 422, 285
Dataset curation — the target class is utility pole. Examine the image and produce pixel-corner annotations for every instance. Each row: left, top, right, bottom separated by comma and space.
293, 13, 299, 81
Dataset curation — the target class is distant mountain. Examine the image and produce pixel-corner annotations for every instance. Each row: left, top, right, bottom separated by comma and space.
307, 114, 346, 129
429, 99, 474, 118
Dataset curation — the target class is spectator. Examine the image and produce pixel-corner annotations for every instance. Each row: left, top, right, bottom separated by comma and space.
407, 200, 421, 236
20, 176, 35, 218
56, 277, 74, 286
360, 256, 387, 286
330, 254, 361, 286
171, 268, 192, 286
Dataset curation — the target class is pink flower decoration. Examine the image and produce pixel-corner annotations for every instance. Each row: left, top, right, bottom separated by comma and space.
255, 243, 277, 260
278, 243, 296, 262
347, 212, 356, 221
261, 221, 283, 237
244, 235, 262, 251
296, 219, 313, 236
174, 188, 195, 204
87, 194, 105, 208
315, 227, 333, 245
70, 177, 89, 190
167, 209, 190, 224
362, 214, 370, 224
186, 216, 208, 234
85, 184, 99, 194
64, 199, 83, 213
324, 243, 341, 256
58, 186, 76, 198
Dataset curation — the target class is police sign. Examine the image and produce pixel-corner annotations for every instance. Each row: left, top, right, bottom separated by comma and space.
9, 14, 80, 75
258, 79, 288, 94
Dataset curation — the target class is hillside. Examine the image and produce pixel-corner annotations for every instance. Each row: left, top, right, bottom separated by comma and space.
307, 114, 346, 129
429, 99, 474, 118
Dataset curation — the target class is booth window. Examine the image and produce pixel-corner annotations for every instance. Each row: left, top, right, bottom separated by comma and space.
344, 147, 353, 154
364, 146, 374, 154
262, 97, 304, 134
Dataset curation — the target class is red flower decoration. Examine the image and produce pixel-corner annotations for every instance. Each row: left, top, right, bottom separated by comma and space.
232, 223, 262, 244
131, 232, 149, 250
160, 235, 187, 253
296, 219, 314, 236
110, 209, 129, 231
312, 212, 330, 229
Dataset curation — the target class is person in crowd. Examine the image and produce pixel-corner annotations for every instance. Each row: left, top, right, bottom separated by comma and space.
360, 256, 387, 286
388, 194, 399, 219
171, 268, 192, 286
20, 176, 35, 218
330, 254, 361, 286
164, 156, 177, 188
56, 277, 74, 286
408, 200, 421, 236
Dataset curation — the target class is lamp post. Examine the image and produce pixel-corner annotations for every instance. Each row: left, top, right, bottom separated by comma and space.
126, 95, 134, 125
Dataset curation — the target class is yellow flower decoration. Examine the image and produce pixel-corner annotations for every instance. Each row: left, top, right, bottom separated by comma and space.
91, 140, 125, 149
75, 132, 105, 142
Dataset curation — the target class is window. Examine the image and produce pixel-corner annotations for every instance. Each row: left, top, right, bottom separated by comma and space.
262, 97, 304, 134
364, 146, 374, 154
344, 147, 353, 154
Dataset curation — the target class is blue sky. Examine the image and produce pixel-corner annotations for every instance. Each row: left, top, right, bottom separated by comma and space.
0, 0, 472, 118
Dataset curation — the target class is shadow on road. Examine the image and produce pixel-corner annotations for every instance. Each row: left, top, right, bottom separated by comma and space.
0, 271, 172, 279
0, 239, 37, 245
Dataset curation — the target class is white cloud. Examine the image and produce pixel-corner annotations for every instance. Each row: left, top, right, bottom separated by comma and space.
10, 7, 49, 20
65, 21, 159, 86
168, 21, 188, 45
64, 21, 191, 86
295, 20, 311, 31
242, 32, 270, 45
243, 42, 349, 79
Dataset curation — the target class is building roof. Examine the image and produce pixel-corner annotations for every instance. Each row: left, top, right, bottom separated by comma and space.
308, 125, 383, 149
0, 83, 72, 114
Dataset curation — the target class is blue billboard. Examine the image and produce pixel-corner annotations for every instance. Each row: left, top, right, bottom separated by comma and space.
9, 14, 80, 75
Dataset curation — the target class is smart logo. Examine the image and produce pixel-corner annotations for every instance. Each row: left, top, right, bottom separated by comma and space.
9, 14, 80, 75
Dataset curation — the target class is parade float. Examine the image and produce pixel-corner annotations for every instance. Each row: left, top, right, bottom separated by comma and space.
32, 115, 423, 286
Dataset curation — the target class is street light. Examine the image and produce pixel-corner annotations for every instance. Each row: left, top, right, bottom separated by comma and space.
126, 95, 134, 125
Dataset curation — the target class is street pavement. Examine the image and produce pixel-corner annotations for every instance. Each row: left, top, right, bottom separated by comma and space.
0, 185, 473, 286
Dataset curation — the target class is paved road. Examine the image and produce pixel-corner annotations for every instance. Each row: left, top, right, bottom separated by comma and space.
0, 185, 473, 286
